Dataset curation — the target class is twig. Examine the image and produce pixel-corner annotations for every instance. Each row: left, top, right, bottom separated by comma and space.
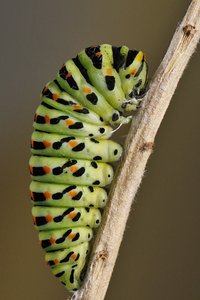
69, 1, 200, 299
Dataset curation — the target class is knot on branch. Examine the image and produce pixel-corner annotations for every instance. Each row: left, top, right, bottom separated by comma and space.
95, 249, 109, 262
139, 142, 154, 152
183, 24, 196, 37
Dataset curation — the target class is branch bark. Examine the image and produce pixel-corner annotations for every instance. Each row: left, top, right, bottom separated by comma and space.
69, 1, 200, 299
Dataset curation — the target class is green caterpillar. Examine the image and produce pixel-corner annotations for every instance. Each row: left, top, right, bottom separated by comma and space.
29, 44, 148, 291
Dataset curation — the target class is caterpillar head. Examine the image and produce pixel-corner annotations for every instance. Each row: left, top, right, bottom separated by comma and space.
77, 44, 148, 122
119, 46, 148, 111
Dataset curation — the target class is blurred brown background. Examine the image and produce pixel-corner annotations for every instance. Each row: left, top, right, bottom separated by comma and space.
1, 0, 199, 299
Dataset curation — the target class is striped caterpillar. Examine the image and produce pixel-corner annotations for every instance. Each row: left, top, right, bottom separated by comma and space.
29, 44, 148, 291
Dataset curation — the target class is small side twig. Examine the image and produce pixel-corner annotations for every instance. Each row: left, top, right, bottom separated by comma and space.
69, 1, 200, 299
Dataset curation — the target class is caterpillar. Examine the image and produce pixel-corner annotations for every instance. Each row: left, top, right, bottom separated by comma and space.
29, 44, 148, 291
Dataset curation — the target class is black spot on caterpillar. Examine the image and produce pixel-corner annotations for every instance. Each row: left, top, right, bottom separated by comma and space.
29, 43, 148, 291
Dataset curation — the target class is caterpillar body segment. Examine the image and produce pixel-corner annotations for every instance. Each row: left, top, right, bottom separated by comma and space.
30, 43, 148, 291
38, 227, 93, 251
51, 257, 87, 291
32, 206, 102, 231
41, 81, 105, 125
31, 131, 123, 162
33, 104, 112, 139
56, 59, 124, 125
45, 242, 90, 266
30, 181, 108, 208
45, 242, 90, 290
29, 155, 114, 187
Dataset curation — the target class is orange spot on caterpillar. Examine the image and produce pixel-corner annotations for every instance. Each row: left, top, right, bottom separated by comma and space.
43, 166, 51, 174
43, 140, 51, 148
71, 254, 77, 260
69, 165, 78, 173
50, 238, 56, 244
29, 191, 34, 200
31, 139, 34, 148
130, 69, 137, 75
29, 165, 33, 174
72, 104, 82, 110
68, 233, 76, 239
65, 71, 72, 79
54, 258, 59, 265
65, 119, 74, 126
68, 212, 77, 220
44, 191, 51, 199
68, 140, 78, 148
52, 93, 59, 101
95, 52, 102, 57
83, 86, 92, 94
32, 216, 36, 224
106, 68, 113, 76
46, 215, 53, 222
45, 115, 50, 123
68, 190, 78, 198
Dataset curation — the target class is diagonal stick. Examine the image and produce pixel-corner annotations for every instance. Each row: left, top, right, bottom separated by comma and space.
70, 1, 200, 299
